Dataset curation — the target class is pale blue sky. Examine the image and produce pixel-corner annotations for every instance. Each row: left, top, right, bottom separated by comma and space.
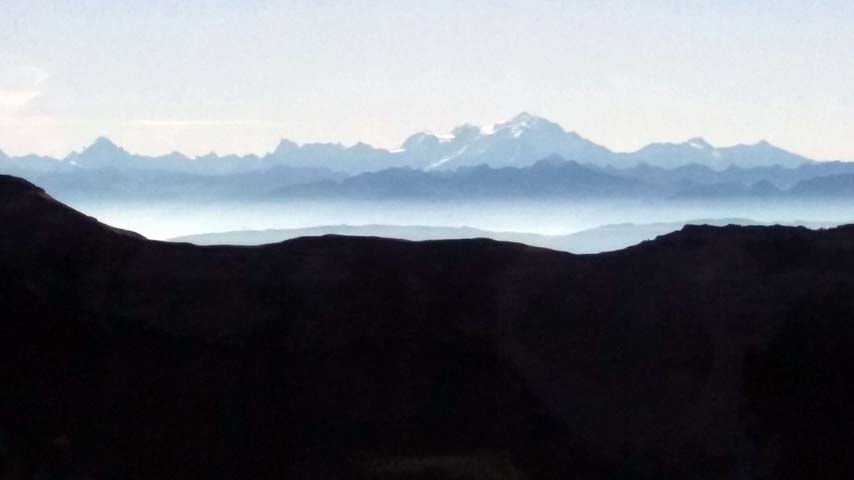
2, 0, 853, 159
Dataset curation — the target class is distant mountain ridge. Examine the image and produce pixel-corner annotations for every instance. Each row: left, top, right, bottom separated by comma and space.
168, 218, 841, 253
615, 137, 809, 169
267, 156, 854, 201
8, 153, 854, 203
0, 113, 824, 175
273, 156, 650, 199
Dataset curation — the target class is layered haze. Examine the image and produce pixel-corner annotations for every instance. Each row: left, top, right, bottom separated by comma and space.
3, 113, 853, 247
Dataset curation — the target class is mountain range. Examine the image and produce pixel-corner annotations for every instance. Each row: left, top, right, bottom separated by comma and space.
11, 154, 854, 204
6, 113, 854, 202
0, 113, 822, 176
268, 156, 854, 201
2, 173, 853, 478
273, 156, 651, 200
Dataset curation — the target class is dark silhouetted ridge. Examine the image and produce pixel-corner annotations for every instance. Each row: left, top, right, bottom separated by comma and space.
0, 173, 43, 197
1, 174, 853, 479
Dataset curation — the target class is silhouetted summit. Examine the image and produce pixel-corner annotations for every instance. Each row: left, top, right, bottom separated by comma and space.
1, 174, 853, 479
0, 174, 42, 197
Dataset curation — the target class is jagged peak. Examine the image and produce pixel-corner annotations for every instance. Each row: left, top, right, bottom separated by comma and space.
300, 141, 346, 151
532, 153, 569, 167
81, 136, 129, 157
348, 141, 379, 151
195, 152, 219, 160
272, 138, 299, 156
509, 111, 537, 124
724, 139, 777, 150
401, 131, 442, 150
158, 151, 191, 160
506, 112, 552, 128
477, 112, 558, 137
450, 124, 480, 139
685, 137, 713, 149
405, 131, 438, 140
511, 112, 566, 135
91, 136, 120, 148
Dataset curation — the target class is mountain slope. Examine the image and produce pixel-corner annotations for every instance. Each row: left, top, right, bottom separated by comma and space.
2, 174, 854, 479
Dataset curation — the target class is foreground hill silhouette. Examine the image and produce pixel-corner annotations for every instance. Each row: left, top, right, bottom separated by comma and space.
1, 174, 853, 479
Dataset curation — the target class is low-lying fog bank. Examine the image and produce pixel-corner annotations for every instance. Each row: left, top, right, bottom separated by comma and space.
64, 198, 853, 252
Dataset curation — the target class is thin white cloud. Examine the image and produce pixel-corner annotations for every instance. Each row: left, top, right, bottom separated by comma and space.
0, 89, 41, 114
0, 59, 49, 116
0, 114, 87, 128
132, 119, 303, 128
0, 63, 49, 88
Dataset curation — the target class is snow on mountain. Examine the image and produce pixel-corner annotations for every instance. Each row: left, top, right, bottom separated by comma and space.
0, 114, 816, 175
402, 112, 614, 170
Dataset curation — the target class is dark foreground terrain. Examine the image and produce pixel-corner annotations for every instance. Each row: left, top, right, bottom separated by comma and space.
1, 174, 853, 479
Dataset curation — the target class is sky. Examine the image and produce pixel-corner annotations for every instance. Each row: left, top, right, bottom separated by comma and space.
1, 0, 853, 160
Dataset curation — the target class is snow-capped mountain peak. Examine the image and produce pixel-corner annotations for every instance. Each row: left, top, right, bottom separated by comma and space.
272, 139, 299, 156
401, 113, 612, 170
686, 137, 713, 150
66, 136, 133, 168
